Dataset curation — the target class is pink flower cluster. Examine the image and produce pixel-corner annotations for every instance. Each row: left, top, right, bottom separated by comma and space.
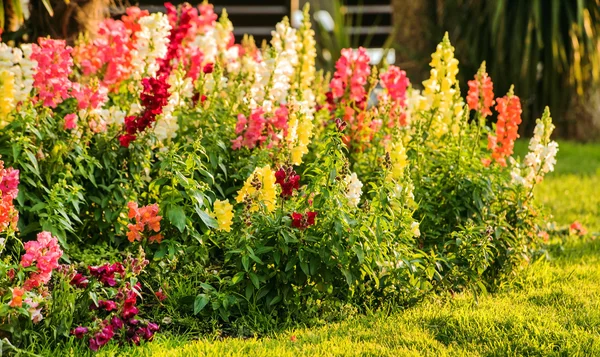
232, 105, 289, 150
330, 47, 371, 103
379, 65, 410, 127
31, 39, 74, 108
20, 231, 63, 291
120, 75, 171, 147
73, 18, 136, 91
485, 94, 522, 167
0, 160, 19, 198
467, 71, 494, 118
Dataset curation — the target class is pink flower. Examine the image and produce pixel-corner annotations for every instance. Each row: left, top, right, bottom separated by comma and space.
20, 231, 63, 291
467, 69, 494, 118
232, 108, 267, 150
380, 65, 410, 103
330, 47, 371, 103
379, 65, 410, 127
64, 113, 78, 130
31, 38, 74, 108
0, 162, 19, 198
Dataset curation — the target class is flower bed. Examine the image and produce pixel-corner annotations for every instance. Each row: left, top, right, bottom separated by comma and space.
0, 2, 558, 352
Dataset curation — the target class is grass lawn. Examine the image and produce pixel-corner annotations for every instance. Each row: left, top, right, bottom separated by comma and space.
38, 141, 600, 357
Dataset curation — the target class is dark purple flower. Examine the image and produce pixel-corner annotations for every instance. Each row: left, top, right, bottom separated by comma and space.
72, 326, 89, 339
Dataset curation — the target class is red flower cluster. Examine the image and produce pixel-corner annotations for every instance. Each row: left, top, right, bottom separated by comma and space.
158, 3, 197, 76
291, 211, 317, 230
485, 93, 522, 167
467, 67, 494, 118
570, 221, 588, 236
71, 257, 159, 350
126, 201, 163, 243
275, 167, 300, 198
119, 75, 171, 147
89, 262, 125, 287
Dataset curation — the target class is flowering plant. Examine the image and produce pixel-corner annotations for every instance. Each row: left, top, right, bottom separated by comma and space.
0, 1, 561, 350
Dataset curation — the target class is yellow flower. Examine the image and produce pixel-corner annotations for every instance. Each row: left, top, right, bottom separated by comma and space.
0, 70, 16, 128
213, 199, 234, 232
236, 165, 277, 213
387, 141, 408, 181
421, 33, 464, 139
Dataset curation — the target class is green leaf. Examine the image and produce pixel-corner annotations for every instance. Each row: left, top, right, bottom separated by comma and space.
193, 294, 209, 315
249, 273, 260, 289
167, 205, 186, 232
231, 272, 245, 285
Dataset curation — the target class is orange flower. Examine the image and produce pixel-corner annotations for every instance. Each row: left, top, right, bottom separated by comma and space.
125, 201, 162, 243
467, 62, 494, 118
486, 88, 522, 167
9, 287, 25, 308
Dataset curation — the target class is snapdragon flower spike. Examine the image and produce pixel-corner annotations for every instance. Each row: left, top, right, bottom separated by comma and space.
120, 75, 171, 147
0, 160, 19, 198
126, 201, 163, 243
30, 38, 73, 108
330, 47, 371, 103
291, 211, 317, 230
379, 65, 411, 127
20, 231, 63, 291
485, 87, 522, 167
275, 167, 300, 199
158, 3, 198, 77
467, 62, 495, 118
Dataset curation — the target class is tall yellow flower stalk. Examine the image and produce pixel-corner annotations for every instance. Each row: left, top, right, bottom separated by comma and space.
0, 70, 16, 128
287, 4, 317, 165
236, 165, 277, 213
421, 33, 464, 138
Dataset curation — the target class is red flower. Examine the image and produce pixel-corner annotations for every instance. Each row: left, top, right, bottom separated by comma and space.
70, 272, 89, 288
291, 211, 317, 230
155, 288, 167, 302
570, 221, 588, 236
203, 62, 214, 74
275, 167, 300, 199
119, 134, 137, 148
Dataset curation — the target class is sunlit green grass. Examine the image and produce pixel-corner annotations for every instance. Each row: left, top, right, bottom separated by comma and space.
34, 141, 600, 356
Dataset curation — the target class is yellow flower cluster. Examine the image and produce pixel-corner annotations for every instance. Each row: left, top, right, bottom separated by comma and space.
286, 99, 314, 165
386, 141, 408, 182
213, 199, 234, 232
235, 165, 277, 213
0, 70, 16, 128
295, 3, 316, 96
421, 33, 464, 138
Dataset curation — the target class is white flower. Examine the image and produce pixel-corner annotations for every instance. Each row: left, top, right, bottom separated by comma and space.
411, 222, 421, 237
100, 106, 126, 126
130, 13, 171, 80
344, 172, 363, 207
512, 108, 558, 188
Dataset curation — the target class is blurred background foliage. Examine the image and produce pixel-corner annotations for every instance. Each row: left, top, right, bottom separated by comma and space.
1, 0, 600, 140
